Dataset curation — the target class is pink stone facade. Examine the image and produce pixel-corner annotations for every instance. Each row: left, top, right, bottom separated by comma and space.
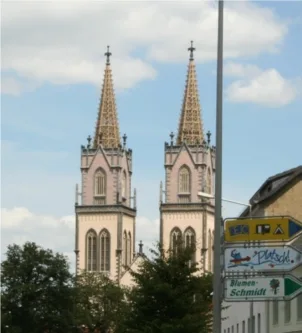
160, 141, 216, 273
164, 143, 215, 203
161, 211, 214, 271
78, 214, 119, 280
75, 145, 136, 280
81, 147, 132, 206
74, 52, 137, 283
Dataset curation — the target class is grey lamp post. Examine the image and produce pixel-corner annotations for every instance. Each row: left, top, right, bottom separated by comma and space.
198, 192, 252, 216
213, 0, 224, 332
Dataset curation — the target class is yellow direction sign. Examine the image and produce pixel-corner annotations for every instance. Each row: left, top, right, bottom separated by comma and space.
224, 217, 302, 243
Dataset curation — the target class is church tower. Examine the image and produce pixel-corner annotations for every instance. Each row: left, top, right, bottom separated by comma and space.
74, 46, 137, 281
159, 41, 216, 272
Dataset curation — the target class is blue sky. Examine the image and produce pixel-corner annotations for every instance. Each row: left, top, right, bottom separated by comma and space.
1, 0, 302, 263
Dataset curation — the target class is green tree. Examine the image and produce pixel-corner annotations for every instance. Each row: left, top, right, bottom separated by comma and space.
75, 271, 127, 332
1, 242, 74, 333
121, 243, 213, 333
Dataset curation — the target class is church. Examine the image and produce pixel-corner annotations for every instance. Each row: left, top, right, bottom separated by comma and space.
74, 42, 216, 285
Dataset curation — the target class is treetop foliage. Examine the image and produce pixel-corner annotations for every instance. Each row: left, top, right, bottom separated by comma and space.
1, 242, 74, 333
1, 241, 214, 333
122, 243, 213, 333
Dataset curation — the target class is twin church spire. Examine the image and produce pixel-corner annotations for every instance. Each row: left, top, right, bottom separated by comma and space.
177, 41, 204, 145
77, 42, 209, 279
94, 42, 204, 148
93, 46, 121, 149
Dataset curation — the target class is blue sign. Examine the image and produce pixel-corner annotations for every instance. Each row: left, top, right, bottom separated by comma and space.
228, 224, 249, 237
289, 220, 302, 238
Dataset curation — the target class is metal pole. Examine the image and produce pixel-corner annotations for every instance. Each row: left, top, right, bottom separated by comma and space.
221, 197, 252, 207
248, 205, 254, 333
213, 0, 224, 332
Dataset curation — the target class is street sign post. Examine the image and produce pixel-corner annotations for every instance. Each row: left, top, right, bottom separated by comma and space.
224, 275, 302, 302
223, 216, 302, 305
224, 245, 302, 272
224, 216, 302, 243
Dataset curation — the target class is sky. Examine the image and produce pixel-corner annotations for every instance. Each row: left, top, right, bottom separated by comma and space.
1, 0, 302, 270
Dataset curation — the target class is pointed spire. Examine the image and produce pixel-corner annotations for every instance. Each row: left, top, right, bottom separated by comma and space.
176, 41, 204, 145
93, 46, 121, 149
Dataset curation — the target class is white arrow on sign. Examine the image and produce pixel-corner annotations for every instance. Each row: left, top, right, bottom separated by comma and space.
224, 246, 302, 272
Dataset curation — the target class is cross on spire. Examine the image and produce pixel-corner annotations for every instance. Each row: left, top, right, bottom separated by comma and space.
105, 45, 112, 65
188, 40, 195, 61
206, 130, 212, 145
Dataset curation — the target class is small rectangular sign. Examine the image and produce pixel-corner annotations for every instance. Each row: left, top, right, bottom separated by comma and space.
224, 276, 302, 302
224, 217, 302, 243
224, 246, 302, 272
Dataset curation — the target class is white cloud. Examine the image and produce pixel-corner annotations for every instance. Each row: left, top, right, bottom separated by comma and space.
1, 1, 288, 94
1, 207, 75, 268
1, 206, 159, 270
0, 76, 39, 96
224, 63, 262, 78
225, 63, 301, 107
0, 202, 251, 269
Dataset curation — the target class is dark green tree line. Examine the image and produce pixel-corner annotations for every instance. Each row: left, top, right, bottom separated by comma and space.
1, 242, 74, 333
1, 241, 213, 333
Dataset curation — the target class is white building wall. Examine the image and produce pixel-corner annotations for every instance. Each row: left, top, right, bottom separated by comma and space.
222, 301, 266, 333
268, 296, 302, 333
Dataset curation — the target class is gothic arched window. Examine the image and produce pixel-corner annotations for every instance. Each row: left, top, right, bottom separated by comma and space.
94, 169, 106, 205
184, 227, 196, 263
122, 171, 127, 199
170, 227, 182, 255
100, 229, 110, 272
207, 168, 212, 194
86, 230, 97, 272
123, 231, 127, 267
179, 166, 190, 193
178, 166, 191, 203
184, 227, 195, 248
127, 232, 132, 266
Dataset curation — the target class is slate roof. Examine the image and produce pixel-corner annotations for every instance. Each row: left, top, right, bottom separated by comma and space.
241, 165, 302, 216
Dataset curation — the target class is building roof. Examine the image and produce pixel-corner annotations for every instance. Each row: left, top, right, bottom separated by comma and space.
120, 252, 148, 282
176, 41, 204, 145
241, 165, 302, 216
